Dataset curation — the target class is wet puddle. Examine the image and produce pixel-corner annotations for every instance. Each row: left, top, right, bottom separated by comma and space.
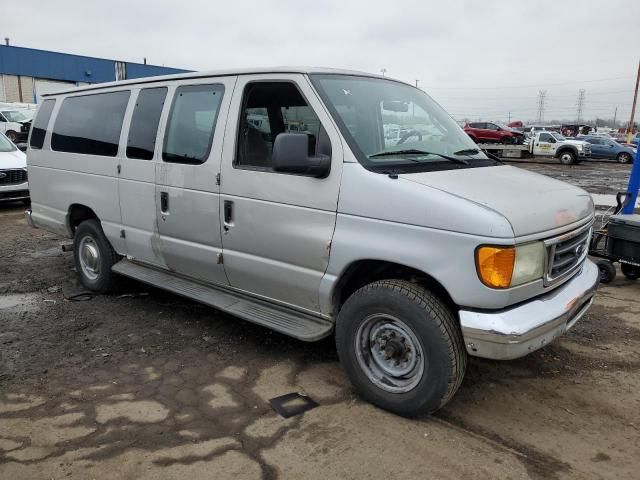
0, 293, 42, 312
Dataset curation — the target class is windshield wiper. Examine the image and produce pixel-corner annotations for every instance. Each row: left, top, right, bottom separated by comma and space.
453, 148, 480, 155
368, 149, 469, 165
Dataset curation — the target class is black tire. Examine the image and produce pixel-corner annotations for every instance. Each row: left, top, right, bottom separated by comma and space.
621, 263, 640, 280
597, 260, 616, 284
616, 153, 633, 164
5, 130, 18, 142
73, 219, 119, 293
335, 280, 466, 417
558, 149, 576, 165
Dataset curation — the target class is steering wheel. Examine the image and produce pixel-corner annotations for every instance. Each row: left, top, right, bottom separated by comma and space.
396, 130, 423, 145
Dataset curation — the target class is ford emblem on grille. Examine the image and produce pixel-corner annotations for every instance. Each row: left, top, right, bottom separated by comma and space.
575, 244, 584, 257
0, 172, 7, 179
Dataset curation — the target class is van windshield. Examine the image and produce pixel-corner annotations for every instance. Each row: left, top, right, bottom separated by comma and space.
311, 74, 497, 172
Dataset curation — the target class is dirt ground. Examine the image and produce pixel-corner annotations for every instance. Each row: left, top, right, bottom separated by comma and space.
1, 160, 639, 480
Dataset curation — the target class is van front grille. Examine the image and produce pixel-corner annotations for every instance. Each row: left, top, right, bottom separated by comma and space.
544, 222, 592, 285
0, 169, 28, 186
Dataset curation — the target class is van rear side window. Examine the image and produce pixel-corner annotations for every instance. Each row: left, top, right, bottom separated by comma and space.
126, 87, 167, 160
162, 84, 224, 165
51, 91, 130, 157
29, 99, 56, 149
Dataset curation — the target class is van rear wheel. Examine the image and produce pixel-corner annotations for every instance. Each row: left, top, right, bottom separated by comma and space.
335, 280, 466, 417
73, 219, 119, 293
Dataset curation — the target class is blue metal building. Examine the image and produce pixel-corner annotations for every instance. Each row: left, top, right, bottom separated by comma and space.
0, 45, 191, 103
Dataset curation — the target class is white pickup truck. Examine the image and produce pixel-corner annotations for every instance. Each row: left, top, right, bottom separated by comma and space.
526, 131, 591, 164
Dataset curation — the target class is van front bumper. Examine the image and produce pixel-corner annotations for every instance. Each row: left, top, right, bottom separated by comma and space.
459, 259, 599, 360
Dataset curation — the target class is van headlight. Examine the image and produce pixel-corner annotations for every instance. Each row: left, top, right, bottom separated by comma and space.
475, 242, 545, 289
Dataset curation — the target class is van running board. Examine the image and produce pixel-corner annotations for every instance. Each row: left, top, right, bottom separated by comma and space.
112, 259, 333, 342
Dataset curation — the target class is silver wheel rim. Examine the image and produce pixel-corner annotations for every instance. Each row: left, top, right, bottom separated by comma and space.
620, 154, 630, 163
561, 153, 573, 163
78, 236, 101, 281
355, 314, 425, 393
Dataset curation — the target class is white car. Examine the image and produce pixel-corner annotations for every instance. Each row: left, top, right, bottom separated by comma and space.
0, 132, 29, 203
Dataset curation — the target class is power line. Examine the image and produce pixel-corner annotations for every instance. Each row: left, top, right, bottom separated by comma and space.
433, 90, 631, 101
424, 76, 633, 90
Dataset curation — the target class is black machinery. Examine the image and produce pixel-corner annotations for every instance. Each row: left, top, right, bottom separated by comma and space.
589, 193, 640, 283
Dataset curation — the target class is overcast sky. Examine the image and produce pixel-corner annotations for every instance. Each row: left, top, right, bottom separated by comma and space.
5, 0, 640, 124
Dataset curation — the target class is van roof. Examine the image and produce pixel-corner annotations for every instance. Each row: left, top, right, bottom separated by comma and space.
42, 66, 408, 97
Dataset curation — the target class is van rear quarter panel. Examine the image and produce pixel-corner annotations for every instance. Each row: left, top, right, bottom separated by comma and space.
27, 149, 123, 251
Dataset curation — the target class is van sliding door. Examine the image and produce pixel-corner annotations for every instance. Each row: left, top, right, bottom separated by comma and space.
153, 77, 237, 286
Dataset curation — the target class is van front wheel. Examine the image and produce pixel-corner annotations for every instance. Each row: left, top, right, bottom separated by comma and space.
73, 219, 119, 293
335, 280, 466, 416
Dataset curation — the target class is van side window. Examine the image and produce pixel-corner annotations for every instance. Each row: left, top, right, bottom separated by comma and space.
162, 84, 224, 165
236, 82, 321, 170
29, 99, 56, 149
126, 87, 167, 160
51, 91, 130, 157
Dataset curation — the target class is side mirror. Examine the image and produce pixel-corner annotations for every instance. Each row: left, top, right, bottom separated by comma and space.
272, 133, 331, 178
548, 138, 556, 143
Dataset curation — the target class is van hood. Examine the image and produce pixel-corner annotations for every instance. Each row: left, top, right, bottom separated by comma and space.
0, 149, 27, 169
399, 165, 593, 237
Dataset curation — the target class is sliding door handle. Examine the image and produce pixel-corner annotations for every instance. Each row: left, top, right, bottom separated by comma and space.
160, 192, 169, 214
223, 200, 234, 231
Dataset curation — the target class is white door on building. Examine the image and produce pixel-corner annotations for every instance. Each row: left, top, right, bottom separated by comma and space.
34, 79, 74, 103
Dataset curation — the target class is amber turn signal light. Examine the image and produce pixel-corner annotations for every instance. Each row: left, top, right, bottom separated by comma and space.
476, 246, 516, 289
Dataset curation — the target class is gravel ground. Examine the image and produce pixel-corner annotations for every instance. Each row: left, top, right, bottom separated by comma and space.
0, 160, 639, 480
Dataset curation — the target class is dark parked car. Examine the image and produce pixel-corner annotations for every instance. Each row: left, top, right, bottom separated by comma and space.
578, 136, 636, 164
463, 122, 524, 144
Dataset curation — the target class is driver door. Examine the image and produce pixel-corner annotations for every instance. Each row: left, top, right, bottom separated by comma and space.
534, 132, 556, 156
218, 74, 343, 313
587, 138, 603, 158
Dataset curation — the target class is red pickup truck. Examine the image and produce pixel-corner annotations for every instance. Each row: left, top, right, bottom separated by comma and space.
463, 122, 524, 144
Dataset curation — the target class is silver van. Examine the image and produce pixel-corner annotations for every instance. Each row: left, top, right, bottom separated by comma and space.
25, 68, 599, 416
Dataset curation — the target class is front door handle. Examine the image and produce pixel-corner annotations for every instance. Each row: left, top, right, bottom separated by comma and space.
160, 192, 169, 214
223, 200, 234, 231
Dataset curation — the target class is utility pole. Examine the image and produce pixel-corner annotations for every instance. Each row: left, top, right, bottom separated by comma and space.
626, 60, 640, 142
613, 106, 618, 129
576, 89, 586, 124
508, 111, 511, 123
536, 90, 547, 123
